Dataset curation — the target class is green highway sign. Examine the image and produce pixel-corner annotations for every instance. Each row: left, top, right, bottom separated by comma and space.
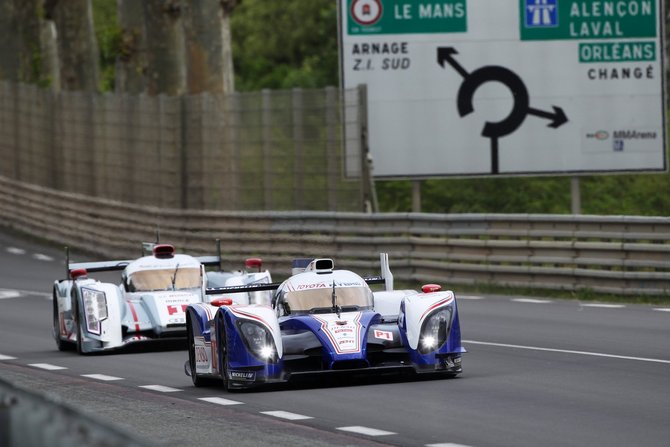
347, 0, 467, 34
340, 0, 666, 178
578, 41, 656, 62
520, 0, 656, 40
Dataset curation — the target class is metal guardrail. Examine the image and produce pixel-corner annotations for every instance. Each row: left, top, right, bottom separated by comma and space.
0, 377, 154, 447
1, 175, 669, 295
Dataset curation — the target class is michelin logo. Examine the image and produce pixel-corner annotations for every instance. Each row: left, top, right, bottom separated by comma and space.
525, 0, 558, 27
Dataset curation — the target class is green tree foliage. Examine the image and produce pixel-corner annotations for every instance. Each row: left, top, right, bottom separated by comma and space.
231, 0, 339, 90
92, 0, 121, 92
377, 170, 670, 216
87, 0, 670, 216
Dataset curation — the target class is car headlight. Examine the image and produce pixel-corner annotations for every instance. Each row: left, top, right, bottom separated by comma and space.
81, 288, 108, 335
418, 307, 452, 354
237, 320, 278, 362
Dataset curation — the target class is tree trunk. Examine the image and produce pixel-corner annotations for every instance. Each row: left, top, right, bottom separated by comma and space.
14, 0, 43, 84
51, 0, 101, 92
0, 1, 21, 82
221, 0, 236, 94
0, 0, 50, 85
183, 0, 235, 94
116, 0, 146, 94
40, 18, 61, 91
143, 0, 186, 96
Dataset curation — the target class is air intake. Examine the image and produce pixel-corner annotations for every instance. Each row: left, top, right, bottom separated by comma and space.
306, 258, 334, 274
153, 244, 175, 259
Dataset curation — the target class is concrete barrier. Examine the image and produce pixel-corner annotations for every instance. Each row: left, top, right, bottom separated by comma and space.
0, 377, 154, 447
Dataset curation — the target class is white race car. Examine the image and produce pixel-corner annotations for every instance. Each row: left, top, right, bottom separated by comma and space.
52, 243, 272, 354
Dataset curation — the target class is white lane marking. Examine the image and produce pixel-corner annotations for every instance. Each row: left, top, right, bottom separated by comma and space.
336, 426, 396, 436
0, 288, 51, 299
6, 247, 26, 255
29, 363, 67, 370
464, 340, 670, 365
198, 397, 244, 406
0, 290, 21, 300
82, 374, 124, 381
33, 253, 54, 262
261, 410, 313, 421
580, 303, 626, 309
653, 308, 670, 312
512, 298, 552, 304
426, 444, 474, 447
458, 295, 483, 300
0, 354, 17, 360
138, 385, 182, 393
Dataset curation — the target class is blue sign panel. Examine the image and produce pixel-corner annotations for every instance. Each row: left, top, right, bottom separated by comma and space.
525, 0, 558, 28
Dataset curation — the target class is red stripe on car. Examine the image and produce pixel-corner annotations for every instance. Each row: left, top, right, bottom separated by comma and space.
127, 301, 141, 332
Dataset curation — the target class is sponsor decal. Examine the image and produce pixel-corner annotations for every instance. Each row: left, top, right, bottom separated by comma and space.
608, 130, 657, 152
612, 130, 657, 140
313, 313, 363, 354
585, 130, 609, 140
166, 304, 189, 315
335, 281, 364, 287
228, 370, 256, 381
296, 283, 327, 290
374, 329, 393, 341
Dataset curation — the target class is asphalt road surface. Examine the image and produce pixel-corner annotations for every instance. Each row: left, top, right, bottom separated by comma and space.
1, 228, 669, 447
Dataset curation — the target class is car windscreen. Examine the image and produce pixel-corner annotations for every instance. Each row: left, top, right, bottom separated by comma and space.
283, 286, 372, 313
128, 268, 201, 292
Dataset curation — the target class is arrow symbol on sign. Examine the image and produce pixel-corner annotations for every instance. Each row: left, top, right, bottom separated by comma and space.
437, 47, 469, 78
437, 46, 569, 174
528, 106, 568, 128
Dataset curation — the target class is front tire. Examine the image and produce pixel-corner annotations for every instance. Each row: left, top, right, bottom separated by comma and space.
187, 313, 207, 387
217, 314, 231, 391
74, 299, 85, 354
52, 289, 69, 351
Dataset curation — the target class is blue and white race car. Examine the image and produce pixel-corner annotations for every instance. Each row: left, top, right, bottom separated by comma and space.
184, 254, 465, 390
52, 243, 272, 354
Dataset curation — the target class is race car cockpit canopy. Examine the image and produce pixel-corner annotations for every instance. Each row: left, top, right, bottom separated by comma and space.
283, 286, 372, 314
278, 270, 373, 314
127, 267, 201, 292
125, 254, 204, 292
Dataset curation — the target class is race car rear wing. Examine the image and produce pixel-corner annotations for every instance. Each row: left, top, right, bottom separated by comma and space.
205, 253, 393, 296
66, 247, 132, 277
64, 242, 223, 279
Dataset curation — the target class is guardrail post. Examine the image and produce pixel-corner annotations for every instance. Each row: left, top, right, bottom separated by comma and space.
571, 176, 581, 214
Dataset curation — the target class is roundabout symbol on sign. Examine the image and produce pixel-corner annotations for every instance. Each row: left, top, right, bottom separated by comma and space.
437, 47, 568, 174
350, 0, 383, 26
